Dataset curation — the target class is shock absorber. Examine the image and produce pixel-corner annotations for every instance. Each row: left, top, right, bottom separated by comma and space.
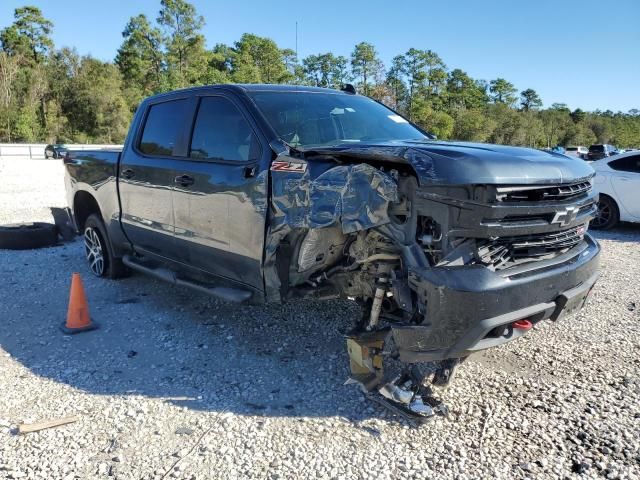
367, 276, 388, 330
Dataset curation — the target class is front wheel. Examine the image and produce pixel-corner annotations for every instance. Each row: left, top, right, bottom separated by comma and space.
83, 214, 128, 278
591, 195, 619, 230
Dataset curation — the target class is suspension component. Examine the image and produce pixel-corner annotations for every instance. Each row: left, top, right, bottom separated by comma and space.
367, 276, 388, 330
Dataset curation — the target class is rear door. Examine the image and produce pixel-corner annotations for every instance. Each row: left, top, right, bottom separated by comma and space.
608, 155, 640, 218
171, 93, 270, 289
119, 97, 188, 259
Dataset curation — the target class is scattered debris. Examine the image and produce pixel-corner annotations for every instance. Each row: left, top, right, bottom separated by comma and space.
127, 350, 138, 358
160, 415, 224, 480
116, 298, 140, 304
18, 415, 78, 434
174, 427, 195, 435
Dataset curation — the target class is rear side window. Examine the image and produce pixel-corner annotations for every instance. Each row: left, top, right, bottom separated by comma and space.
189, 96, 260, 162
609, 155, 640, 173
139, 99, 187, 156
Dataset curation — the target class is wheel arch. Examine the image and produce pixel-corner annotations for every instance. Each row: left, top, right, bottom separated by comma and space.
598, 192, 620, 212
73, 190, 103, 231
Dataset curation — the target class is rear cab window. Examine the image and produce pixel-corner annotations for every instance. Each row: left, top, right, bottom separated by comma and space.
139, 99, 187, 156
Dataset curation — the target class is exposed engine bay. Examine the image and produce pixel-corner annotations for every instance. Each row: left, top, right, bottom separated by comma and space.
264, 145, 600, 422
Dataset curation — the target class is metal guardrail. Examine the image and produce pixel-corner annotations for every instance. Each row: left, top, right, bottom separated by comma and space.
0, 144, 123, 159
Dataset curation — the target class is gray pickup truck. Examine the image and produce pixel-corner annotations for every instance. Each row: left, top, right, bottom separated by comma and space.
64, 84, 600, 420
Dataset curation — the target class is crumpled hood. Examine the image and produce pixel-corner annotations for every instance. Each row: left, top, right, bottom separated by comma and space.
303, 140, 596, 186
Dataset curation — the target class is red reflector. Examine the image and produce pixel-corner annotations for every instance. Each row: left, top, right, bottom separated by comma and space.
513, 319, 532, 330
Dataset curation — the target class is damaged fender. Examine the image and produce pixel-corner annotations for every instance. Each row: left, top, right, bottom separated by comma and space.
264, 153, 398, 301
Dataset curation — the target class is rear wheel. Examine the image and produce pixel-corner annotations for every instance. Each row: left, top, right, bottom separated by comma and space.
83, 214, 128, 278
591, 195, 619, 230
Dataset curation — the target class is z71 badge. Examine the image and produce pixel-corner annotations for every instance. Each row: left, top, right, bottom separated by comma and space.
270, 161, 307, 173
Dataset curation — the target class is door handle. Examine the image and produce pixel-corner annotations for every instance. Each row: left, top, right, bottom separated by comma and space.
174, 174, 195, 187
121, 168, 135, 179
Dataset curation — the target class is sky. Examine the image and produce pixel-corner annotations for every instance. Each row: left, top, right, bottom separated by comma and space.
2, 0, 639, 112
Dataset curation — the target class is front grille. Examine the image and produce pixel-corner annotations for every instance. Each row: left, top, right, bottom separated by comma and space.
496, 181, 591, 202
477, 224, 587, 270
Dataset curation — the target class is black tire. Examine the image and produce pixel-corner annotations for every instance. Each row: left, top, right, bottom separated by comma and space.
83, 214, 128, 279
591, 194, 619, 230
0, 222, 58, 250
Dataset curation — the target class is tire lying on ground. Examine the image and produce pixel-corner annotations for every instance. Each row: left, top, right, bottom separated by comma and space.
0, 222, 59, 250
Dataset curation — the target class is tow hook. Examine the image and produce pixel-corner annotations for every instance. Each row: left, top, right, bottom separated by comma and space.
512, 319, 533, 330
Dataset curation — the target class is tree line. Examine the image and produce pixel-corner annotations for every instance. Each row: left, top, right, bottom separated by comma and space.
1, 1, 639, 147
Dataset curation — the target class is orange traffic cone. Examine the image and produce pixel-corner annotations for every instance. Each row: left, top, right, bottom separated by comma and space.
61, 273, 98, 334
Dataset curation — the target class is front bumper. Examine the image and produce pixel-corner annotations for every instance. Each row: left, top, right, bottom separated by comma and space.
393, 233, 600, 362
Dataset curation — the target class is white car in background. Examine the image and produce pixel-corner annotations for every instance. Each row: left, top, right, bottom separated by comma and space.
565, 146, 588, 159
590, 151, 640, 229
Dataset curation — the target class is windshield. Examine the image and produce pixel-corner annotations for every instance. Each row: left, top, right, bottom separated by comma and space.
589, 145, 604, 153
249, 91, 430, 149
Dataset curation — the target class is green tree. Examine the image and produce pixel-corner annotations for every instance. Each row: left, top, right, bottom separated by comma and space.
423, 50, 447, 99
63, 57, 130, 142
157, 0, 207, 88
1, 6, 54, 136
386, 55, 407, 110
411, 96, 454, 139
489, 78, 517, 106
302, 53, 349, 88
563, 121, 596, 147
446, 69, 487, 110
451, 108, 495, 142
401, 49, 425, 117
520, 111, 545, 147
231, 33, 294, 84
539, 107, 572, 147
44, 47, 80, 141
487, 103, 526, 145
116, 14, 164, 98
0, 6, 53, 64
350, 42, 383, 96
0, 51, 20, 140
520, 88, 542, 111
570, 108, 586, 123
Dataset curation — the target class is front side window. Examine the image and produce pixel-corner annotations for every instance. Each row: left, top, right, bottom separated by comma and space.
139, 99, 187, 156
249, 91, 431, 149
609, 155, 640, 173
189, 96, 259, 161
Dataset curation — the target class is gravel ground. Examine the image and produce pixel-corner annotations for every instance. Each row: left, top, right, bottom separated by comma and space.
0, 158, 639, 480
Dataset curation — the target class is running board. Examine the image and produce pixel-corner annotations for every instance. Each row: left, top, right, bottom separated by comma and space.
122, 255, 252, 303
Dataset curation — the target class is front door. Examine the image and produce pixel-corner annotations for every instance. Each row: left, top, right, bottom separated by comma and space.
171, 94, 269, 289
119, 98, 188, 259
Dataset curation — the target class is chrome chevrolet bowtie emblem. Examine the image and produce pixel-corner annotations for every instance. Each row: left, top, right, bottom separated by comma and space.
551, 206, 579, 226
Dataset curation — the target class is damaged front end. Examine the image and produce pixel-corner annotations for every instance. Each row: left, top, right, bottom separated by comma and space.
264, 143, 600, 422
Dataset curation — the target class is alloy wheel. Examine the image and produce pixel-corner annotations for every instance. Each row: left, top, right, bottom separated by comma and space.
84, 227, 105, 276
592, 201, 611, 228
